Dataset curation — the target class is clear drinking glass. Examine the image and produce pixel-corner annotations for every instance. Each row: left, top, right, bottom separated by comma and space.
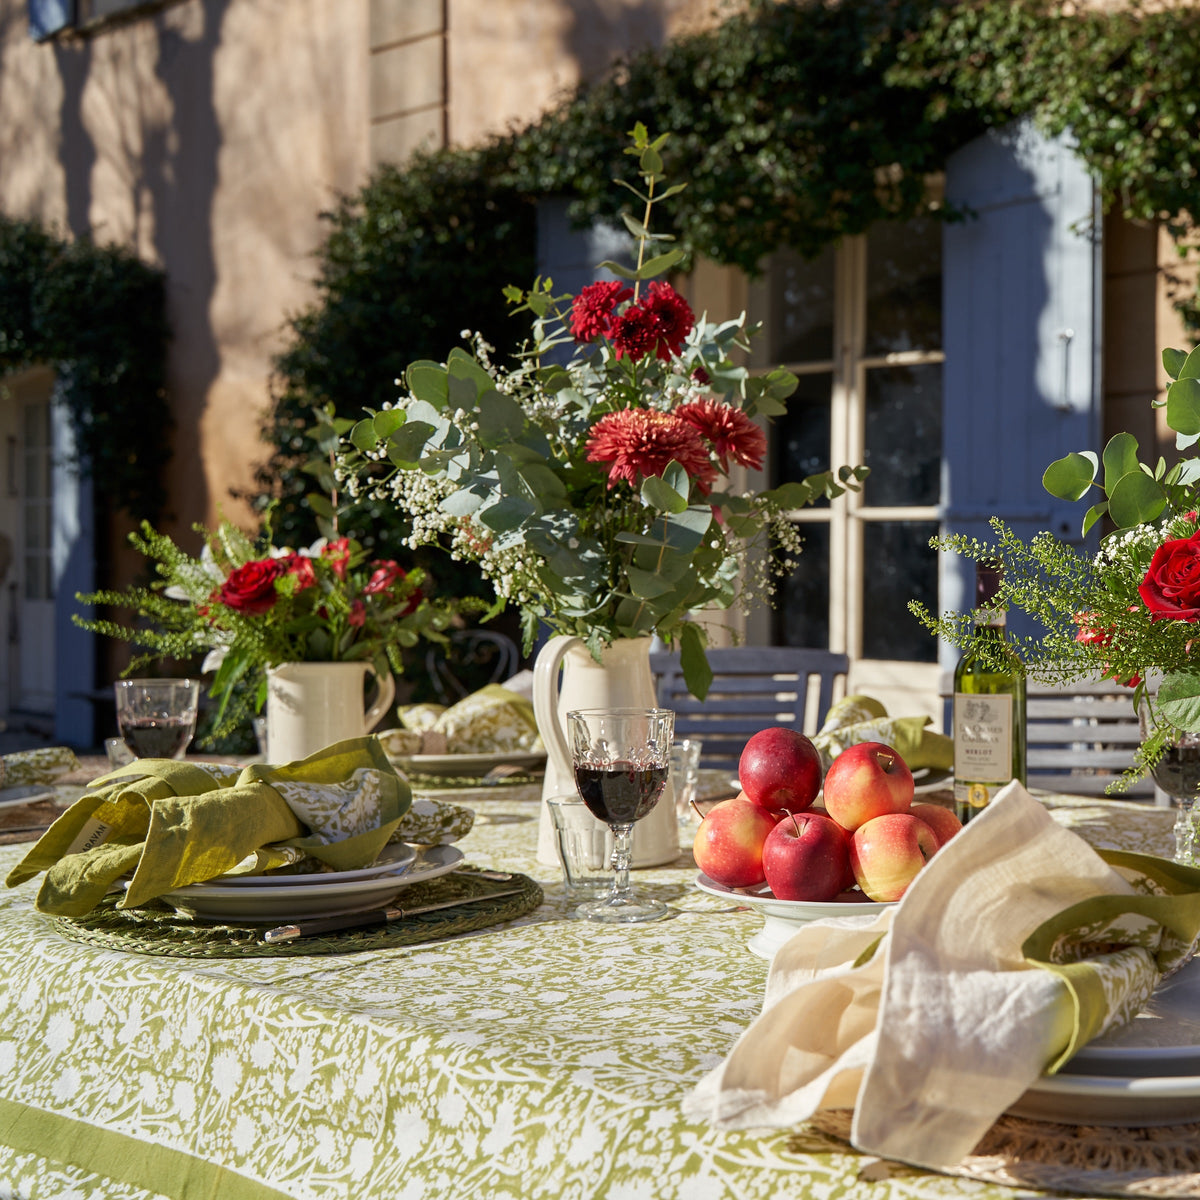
567, 706, 674, 923
670, 738, 703, 827
1138, 694, 1200, 864
114, 678, 199, 760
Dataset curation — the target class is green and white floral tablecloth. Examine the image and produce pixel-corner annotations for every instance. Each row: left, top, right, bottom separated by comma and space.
0, 785, 1177, 1200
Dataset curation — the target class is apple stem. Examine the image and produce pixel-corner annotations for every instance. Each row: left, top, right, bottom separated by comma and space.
690, 797, 706, 821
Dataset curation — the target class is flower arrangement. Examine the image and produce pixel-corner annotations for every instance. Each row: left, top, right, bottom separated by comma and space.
75, 520, 462, 738
337, 125, 867, 697
911, 342, 1200, 777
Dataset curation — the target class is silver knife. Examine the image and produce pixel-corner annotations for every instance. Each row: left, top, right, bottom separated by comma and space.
260, 884, 525, 943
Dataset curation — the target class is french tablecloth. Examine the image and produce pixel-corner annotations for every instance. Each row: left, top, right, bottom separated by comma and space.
0, 783, 1179, 1200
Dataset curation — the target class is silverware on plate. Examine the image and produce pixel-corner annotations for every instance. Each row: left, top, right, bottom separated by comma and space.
260, 884, 525, 943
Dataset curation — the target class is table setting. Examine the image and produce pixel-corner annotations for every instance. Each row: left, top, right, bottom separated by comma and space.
8, 128, 1200, 1199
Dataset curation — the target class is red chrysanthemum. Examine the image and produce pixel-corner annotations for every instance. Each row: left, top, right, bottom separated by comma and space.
585, 409, 717, 491
569, 281, 633, 342
642, 281, 694, 360
611, 304, 661, 362
676, 398, 767, 472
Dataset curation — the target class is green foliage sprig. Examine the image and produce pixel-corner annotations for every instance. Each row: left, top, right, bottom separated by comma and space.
0, 216, 169, 518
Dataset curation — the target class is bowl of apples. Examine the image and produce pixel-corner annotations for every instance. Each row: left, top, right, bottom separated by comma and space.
693, 727, 961, 959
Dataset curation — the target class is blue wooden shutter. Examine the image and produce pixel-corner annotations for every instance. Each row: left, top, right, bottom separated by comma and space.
28, 0, 73, 39
940, 119, 1101, 662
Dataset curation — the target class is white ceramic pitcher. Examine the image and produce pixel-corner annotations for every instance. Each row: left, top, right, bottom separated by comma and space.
265, 661, 395, 763
532, 634, 679, 868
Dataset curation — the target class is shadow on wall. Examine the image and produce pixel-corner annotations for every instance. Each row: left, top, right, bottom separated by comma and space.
560, 0, 668, 85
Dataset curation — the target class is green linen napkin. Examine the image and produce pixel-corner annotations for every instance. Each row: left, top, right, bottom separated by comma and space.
6, 736, 410, 917
385, 683, 543, 756
812, 694, 953, 771
0, 745, 80, 787
684, 783, 1200, 1168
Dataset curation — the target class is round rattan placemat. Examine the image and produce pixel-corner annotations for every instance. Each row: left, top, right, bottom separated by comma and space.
48, 870, 544, 959
810, 1109, 1200, 1199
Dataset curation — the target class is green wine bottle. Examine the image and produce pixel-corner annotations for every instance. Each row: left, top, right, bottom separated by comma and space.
952, 561, 1027, 824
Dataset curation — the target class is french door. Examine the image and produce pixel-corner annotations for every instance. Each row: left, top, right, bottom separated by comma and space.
749, 214, 945, 710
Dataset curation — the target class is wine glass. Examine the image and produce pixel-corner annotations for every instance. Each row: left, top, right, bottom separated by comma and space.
1138, 694, 1200, 864
114, 678, 200, 760
567, 706, 675, 923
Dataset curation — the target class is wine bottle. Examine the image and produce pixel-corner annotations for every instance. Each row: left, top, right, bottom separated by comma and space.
952, 560, 1027, 824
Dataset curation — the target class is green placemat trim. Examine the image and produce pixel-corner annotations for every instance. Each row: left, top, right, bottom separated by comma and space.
47, 869, 544, 959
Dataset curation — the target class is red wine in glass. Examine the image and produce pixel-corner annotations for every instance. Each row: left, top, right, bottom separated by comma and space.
574, 761, 668, 825
120, 716, 195, 760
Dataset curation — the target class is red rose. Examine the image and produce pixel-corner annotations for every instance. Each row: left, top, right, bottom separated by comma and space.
322, 537, 351, 580
363, 560, 405, 595
1139, 532, 1200, 622
217, 559, 285, 615
282, 553, 317, 591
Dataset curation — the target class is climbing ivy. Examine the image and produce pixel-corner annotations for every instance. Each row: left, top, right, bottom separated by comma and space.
0, 216, 169, 518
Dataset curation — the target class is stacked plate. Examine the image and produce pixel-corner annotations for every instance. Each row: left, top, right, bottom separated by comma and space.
136, 843, 465, 923
1011, 955, 1200, 1125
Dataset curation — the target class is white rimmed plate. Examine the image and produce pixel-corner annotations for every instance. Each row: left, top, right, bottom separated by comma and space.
390, 750, 546, 778
696, 873, 891, 959
205, 842, 417, 888
1008, 956, 1200, 1125
912, 767, 953, 794
0, 784, 56, 810
151, 844, 464, 923
1009, 1072, 1200, 1126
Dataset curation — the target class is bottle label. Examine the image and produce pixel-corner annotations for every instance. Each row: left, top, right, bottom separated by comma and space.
953, 692, 1013, 784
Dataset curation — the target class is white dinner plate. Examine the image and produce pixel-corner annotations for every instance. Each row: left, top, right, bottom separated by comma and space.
151, 844, 464, 923
696, 873, 891, 959
912, 767, 953, 794
390, 750, 546, 778
204, 842, 418, 888
0, 784, 57, 810
1010, 1072, 1200, 1126
1008, 956, 1200, 1125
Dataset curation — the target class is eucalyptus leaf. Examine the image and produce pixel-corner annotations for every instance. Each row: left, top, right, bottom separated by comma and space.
1043, 451, 1100, 501
1179, 346, 1200, 382
641, 471, 688, 514
1101, 432, 1142, 492
385, 420, 438, 465
1163, 347, 1188, 379
477, 391, 529, 447
638, 249, 684, 278
626, 565, 674, 598
478, 495, 537, 533
1081, 500, 1109, 537
1107, 469, 1167, 528
596, 259, 639, 282
405, 361, 449, 409
349, 418, 380, 452
679, 622, 712, 701
1167, 376, 1200, 436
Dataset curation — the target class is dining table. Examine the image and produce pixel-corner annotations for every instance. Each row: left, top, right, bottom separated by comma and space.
0, 758, 1191, 1200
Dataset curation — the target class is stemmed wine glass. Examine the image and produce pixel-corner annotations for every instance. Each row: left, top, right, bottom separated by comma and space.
114, 678, 200, 760
567, 706, 674, 923
1138, 694, 1200, 864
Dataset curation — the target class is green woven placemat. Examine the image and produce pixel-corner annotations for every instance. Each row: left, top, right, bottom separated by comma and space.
48, 870, 544, 959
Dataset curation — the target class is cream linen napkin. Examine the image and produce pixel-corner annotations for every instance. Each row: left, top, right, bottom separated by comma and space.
684, 783, 1200, 1168
812, 694, 953, 772
6, 736, 410, 917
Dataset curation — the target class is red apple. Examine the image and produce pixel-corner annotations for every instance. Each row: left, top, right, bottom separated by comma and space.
692, 794, 777, 889
821, 741, 914, 832
849, 812, 939, 902
911, 802, 962, 849
738, 727, 823, 816
762, 811, 851, 902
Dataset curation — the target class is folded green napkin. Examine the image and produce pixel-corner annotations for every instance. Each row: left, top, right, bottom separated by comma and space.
0, 745, 80, 788
685, 784, 1200, 1169
6, 737, 410, 917
386, 684, 543, 756
812, 694, 953, 772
